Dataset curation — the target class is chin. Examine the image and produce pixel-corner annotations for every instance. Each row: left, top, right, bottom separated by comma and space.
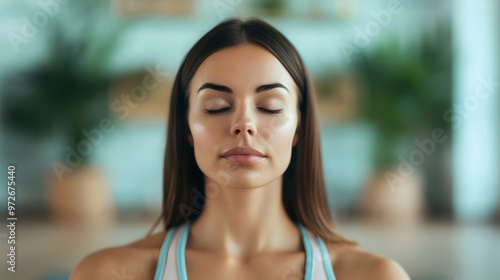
221, 175, 266, 189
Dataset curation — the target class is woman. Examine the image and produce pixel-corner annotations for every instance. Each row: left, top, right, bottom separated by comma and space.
70, 18, 410, 280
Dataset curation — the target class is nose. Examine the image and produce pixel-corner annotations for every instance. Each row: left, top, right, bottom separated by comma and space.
230, 104, 257, 137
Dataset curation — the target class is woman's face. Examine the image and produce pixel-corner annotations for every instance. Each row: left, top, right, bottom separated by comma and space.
187, 44, 300, 190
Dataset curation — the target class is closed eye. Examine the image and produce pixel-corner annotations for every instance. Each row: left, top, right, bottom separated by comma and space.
205, 108, 230, 115
260, 108, 282, 115
205, 108, 283, 115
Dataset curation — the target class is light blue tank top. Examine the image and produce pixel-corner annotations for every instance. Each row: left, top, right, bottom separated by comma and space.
154, 221, 337, 280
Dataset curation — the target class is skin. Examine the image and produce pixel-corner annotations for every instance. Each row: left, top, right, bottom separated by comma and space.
70, 44, 410, 280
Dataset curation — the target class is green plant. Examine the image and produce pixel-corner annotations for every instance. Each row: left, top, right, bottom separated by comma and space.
254, 0, 287, 17
0, 24, 113, 164
352, 22, 452, 167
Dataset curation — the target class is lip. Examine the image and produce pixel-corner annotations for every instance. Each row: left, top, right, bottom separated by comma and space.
221, 146, 266, 164
221, 155, 266, 164
221, 146, 265, 157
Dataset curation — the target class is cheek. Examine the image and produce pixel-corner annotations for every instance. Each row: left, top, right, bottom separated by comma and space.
189, 116, 223, 161
259, 113, 298, 147
263, 115, 297, 178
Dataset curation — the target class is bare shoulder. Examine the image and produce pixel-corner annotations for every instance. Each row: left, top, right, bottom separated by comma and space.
69, 230, 169, 280
325, 242, 410, 280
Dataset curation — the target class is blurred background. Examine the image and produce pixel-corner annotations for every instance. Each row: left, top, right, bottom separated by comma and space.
0, 0, 499, 279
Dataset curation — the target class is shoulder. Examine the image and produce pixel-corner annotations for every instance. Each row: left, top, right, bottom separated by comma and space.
325, 242, 410, 280
69, 230, 170, 280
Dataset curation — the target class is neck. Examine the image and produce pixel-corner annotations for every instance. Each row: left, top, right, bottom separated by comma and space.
187, 176, 302, 259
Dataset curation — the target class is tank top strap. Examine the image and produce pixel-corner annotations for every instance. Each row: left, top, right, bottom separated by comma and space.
154, 223, 187, 280
154, 222, 336, 280
298, 223, 337, 280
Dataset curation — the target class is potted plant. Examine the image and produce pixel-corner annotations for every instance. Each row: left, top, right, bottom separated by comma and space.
351, 22, 453, 223
1, 23, 117, 227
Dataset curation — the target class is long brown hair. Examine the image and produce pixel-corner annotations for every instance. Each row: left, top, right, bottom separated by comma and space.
147, 17, 355, 245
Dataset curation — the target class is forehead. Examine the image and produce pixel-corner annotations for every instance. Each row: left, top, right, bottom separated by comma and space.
190, 44, 296, 91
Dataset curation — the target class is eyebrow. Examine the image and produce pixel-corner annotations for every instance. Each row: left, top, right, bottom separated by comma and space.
197, 83, 289, 94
